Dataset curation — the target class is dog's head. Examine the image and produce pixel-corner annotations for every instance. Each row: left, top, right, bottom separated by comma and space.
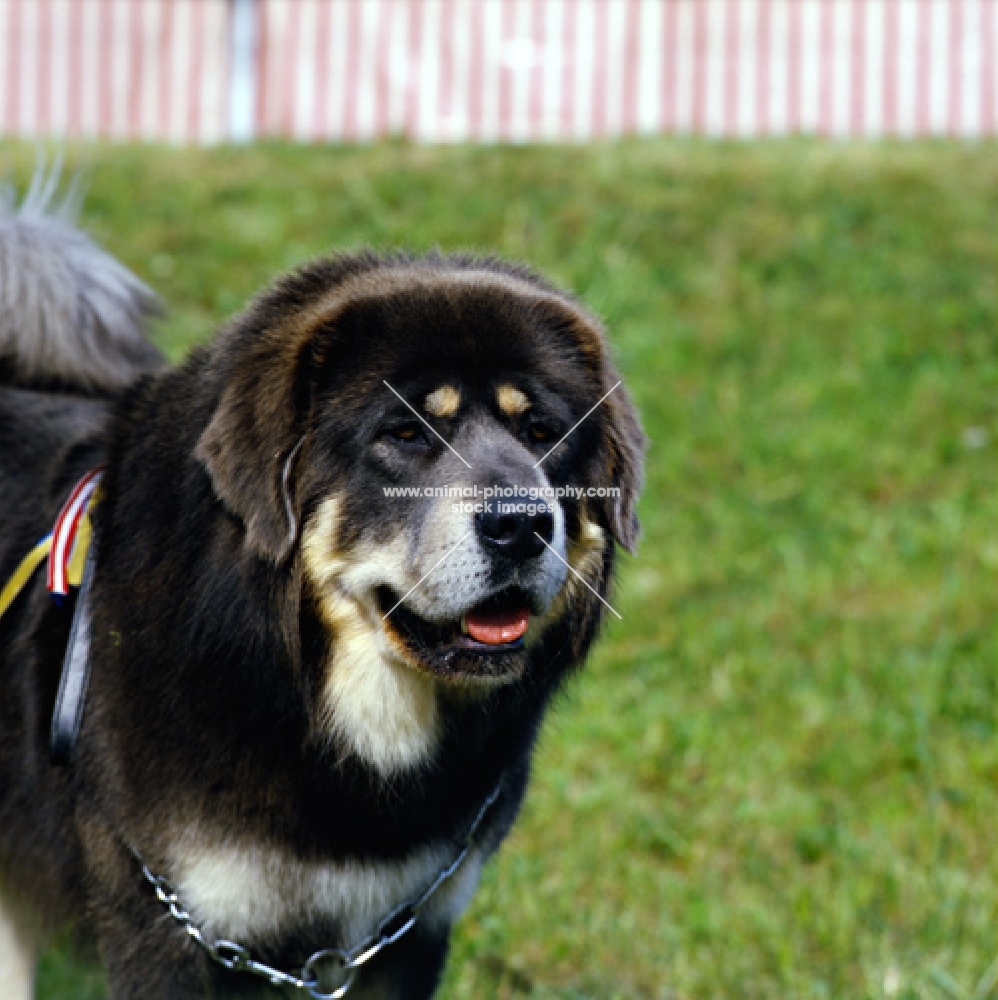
195, 254, 644, 772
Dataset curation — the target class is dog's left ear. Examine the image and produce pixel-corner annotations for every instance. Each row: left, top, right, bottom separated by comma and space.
596, 373, 646, 553
195, 332, 310, 565
540, 295, 646, 553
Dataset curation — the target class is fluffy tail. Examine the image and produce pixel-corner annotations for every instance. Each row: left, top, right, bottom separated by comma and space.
0, 159, 163, 393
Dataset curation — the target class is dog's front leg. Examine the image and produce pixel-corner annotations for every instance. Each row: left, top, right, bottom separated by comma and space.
79, 816, 211, 999
95, 902, 211, 1000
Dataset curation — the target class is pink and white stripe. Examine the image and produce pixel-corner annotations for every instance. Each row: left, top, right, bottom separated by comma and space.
0, 0, 229, 142
1, 0, 997, 143
47, 467, 103, 598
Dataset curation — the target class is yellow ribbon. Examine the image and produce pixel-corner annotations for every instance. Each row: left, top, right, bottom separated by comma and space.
0, 537, 53, 620
66, 506, 93, 588
0, 480, 101, 621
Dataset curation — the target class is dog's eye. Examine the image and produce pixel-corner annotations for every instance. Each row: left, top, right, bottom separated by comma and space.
525, 421, 556, 445
386, 422, 429, 447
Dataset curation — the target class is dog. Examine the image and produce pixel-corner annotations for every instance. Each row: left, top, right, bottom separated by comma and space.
0, 177, 644, 999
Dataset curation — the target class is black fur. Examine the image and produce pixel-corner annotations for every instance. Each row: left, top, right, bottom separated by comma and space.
0, 247, 644, 999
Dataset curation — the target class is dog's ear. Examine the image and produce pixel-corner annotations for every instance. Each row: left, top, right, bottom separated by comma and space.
595, 373, 646, 553
195, 333, 311, 565
546, 296, 646, 553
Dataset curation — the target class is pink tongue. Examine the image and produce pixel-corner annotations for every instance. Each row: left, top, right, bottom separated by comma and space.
463, 608, 530, 645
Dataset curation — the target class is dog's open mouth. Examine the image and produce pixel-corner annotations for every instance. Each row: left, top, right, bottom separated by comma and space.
377, 586, 532, 679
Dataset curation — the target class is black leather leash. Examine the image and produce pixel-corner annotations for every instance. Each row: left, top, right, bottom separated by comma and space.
49, 538, 97, 765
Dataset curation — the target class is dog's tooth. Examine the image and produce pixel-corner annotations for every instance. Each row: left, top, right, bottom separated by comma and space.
460, 615, 468, 634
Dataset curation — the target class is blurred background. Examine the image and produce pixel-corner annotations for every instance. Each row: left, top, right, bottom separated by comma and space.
2, 2, 997, 999
1, 0, 996, 143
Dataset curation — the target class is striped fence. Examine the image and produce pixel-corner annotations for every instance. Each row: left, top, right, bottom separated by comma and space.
1, 0, 996, 143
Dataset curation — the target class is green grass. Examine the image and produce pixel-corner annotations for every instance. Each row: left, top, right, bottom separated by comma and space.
5, 139, 997, 999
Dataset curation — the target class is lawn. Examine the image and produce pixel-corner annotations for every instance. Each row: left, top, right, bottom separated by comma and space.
4, 139, 997, 999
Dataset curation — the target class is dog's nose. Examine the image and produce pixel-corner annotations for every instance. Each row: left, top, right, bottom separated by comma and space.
476, 506, 554, 562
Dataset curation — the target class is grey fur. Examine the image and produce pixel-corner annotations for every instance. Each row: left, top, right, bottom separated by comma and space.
0, 158, 163, 392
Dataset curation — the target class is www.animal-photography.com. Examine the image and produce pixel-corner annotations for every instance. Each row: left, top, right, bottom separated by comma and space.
1, 2, 997, 999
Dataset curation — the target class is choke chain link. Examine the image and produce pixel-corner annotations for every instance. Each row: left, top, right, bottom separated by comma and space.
135, 783, 502, 999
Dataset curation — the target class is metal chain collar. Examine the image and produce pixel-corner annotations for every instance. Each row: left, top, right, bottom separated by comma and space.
135, 783, 502, 999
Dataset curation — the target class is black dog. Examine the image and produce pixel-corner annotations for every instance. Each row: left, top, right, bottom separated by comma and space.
0, 182, 643, 999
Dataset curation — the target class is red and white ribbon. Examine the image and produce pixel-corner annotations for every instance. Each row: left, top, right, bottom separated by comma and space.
47, 468, 103, 598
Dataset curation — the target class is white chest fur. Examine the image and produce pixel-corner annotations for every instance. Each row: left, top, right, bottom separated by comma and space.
0, 892, 36, 1000
167, 836, 484, 950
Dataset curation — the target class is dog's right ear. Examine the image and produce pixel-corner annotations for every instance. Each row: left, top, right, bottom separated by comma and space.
195, 329, 312, 565
595, 375, 646, 553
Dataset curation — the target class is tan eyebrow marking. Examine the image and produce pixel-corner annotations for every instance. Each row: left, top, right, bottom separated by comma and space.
496, 384, 530, 417
424, 385, 461, 418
